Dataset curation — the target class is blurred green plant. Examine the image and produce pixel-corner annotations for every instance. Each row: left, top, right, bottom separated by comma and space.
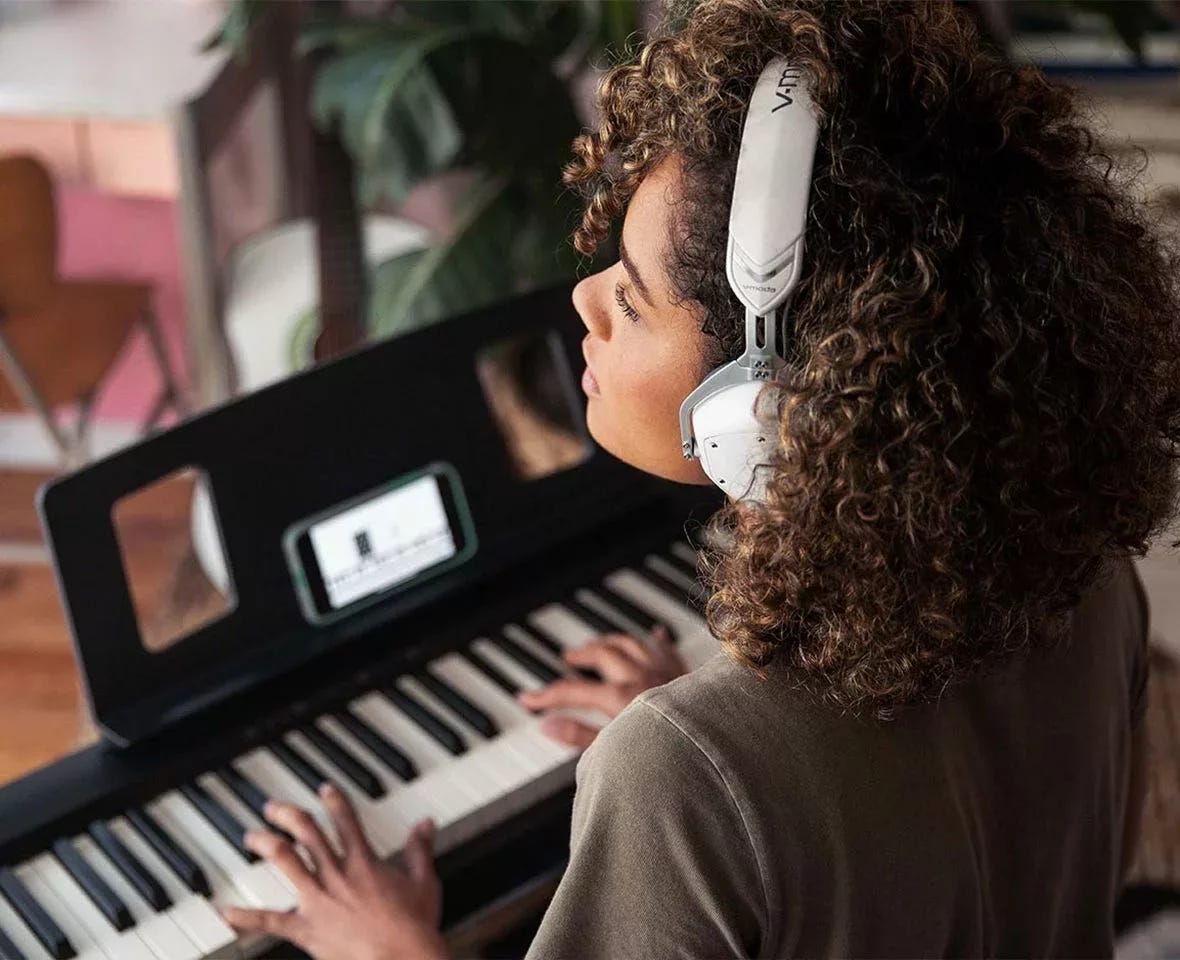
208, 0, 640, 356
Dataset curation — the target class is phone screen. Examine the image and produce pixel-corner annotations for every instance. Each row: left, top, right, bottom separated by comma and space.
289, 467, 473, 622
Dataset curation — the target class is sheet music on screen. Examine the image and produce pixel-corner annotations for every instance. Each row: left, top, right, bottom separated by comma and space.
309, 474, 458, 609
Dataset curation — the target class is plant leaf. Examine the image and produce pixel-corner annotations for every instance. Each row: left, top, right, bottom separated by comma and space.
368, 173, 517, 339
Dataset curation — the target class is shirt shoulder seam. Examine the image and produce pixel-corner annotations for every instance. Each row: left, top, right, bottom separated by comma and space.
635, 695, 774, 949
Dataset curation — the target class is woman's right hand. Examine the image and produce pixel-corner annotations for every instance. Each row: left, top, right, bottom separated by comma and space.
517, 625, 687, 748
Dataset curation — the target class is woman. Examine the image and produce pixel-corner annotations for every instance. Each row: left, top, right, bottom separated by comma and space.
226, 0, 1180, 955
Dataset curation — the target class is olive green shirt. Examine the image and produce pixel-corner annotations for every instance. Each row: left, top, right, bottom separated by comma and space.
527, 558, 1149, 958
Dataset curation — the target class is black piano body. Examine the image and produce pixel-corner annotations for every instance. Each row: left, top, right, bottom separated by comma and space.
0, 283, 723, 960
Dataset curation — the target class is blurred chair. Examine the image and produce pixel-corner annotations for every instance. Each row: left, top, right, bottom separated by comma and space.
0, 153, 187, 468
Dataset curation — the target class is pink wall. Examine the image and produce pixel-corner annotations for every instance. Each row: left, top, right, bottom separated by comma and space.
56, 185, 189, 423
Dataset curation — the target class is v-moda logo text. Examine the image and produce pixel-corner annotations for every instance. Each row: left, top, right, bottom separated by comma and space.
772, 67, 802, 113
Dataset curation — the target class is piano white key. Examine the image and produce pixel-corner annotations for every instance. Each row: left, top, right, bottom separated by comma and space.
283, 730, 398, 857
107, 817, 239, 959
469, 638, 546, 692
0, 887, 54, 960
29, 853, 156, 960
526, 605, 599, 650
573, 587, 648, 639
349, 693, 482, 823
71, 835, 202, 960
432, 654, 573, 769
395, 676, 529, 795
149, 792, 289, 913
668, 541, 700, 568
314, 716, 415, 858
645, 554, 698, 594
500, 624, 575, 677
605, 567, 717, 668
471, 637, 609, 737
232, 748, 335, 836
14, 858, 109, 960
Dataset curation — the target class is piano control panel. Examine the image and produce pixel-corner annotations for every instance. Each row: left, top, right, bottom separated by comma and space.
284, 462, 477, 625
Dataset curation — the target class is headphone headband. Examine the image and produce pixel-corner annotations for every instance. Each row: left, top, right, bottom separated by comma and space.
677, 58, 820, 500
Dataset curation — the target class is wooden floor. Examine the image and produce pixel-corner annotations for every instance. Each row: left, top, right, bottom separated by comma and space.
0, 468, 91, 788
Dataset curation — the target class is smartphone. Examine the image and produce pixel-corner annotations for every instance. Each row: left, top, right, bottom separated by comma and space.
283, 462, 477, 625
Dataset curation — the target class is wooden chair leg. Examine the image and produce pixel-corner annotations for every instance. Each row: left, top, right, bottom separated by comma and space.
140, 308, 190, 420
0, 321, 77, 467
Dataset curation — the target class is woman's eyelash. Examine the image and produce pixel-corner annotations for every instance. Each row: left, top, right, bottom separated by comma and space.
614, 282, 642, 323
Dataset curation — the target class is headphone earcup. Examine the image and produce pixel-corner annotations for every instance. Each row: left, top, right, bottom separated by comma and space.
691, 381, 775, 500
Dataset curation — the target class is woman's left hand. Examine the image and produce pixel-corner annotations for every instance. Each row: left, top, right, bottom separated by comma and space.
222, 782, 448, 960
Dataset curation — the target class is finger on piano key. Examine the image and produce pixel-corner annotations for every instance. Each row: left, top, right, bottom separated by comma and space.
122, 811, 210, 899
105, 818, 238, 959
312, 716, 416, 858
283, 730, 397, 857
298, 724, 385, 799
177, 783, 258, 864
381, 686, 467, 756
27, 853, 156, 960
474, 638, 609, 733
414, 669, 498, 738
49, 841, 132, 933
86, 824, 169, 914
69, 836, 201, 960
605, 567, 716, 668
231, 748, 335, 837
0, 868, 74, 960
430, 654, 574, 772
148, 792, 290, 912
503, 624, 599, 683
11, 861, 99, 960
0, 886, 54, 960
331, 709, 418, 782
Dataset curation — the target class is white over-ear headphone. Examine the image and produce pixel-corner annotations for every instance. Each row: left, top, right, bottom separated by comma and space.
678, 58, 820, 501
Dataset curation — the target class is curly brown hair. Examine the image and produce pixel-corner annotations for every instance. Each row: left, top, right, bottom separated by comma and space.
562, 0, 1180, 717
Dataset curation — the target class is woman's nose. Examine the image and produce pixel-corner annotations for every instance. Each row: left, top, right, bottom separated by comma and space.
572, 272, 611, 340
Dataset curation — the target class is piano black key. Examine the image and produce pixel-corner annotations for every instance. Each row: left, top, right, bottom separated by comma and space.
333, 709, 419, 782
50, 838, 133, 933
594, 583, 672, 639
87, 821, 171, 913
125, 808, 211, 898
383, 686, 467, 756
515, 623, 563, 659
178, 782, 258, 864
512, 624, 600, 682
0, 868, 74, 960
301, 725, 386, 800
217, 766, 269, 822
462, 646, 521, 698
416, 669, 499, 738
0, 922, 24, 960
562, 595, 620, 635
270, 740, 332, 795
491, 634, 561, 685
637, 562, 705, 610
662, 548, 699, 580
